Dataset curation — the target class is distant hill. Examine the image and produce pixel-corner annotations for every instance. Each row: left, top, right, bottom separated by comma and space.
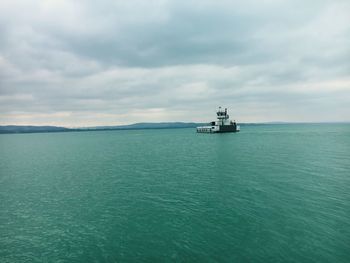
0, 122, 207, 134
83, 122, 206, 130
0, 125, 70, 134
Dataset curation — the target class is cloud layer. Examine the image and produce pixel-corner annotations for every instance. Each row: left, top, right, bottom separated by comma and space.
1, 0, 349, 126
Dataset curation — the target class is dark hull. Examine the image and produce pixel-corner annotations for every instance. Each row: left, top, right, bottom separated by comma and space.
218, 125, 239, 133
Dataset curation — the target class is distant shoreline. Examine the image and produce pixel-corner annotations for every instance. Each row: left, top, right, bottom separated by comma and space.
0, 122, 349, 134
0, 123, 202, 134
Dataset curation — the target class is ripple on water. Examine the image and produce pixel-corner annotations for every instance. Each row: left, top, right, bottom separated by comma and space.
0, 125, 350, 262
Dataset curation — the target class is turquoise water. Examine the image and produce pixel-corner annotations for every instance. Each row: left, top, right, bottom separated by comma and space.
0, 124, 349, 262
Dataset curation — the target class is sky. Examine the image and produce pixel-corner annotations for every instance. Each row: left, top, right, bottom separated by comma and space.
0, 0, 349, 127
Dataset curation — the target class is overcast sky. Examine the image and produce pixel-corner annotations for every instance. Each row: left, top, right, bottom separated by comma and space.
0, 0, 349, 126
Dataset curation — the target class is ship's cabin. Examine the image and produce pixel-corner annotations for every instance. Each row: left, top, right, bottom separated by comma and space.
216, 107, 229, 119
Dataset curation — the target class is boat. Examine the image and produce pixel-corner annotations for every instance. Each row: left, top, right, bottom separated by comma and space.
197, 107, 240, 133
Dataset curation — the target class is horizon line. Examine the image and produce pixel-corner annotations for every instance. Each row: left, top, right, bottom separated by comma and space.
1, 120, 350, 129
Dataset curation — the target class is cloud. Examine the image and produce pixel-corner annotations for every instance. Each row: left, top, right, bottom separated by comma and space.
0, 0, 349, 126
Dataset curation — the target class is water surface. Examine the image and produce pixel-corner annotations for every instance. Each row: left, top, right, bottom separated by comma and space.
1, 124, 349, 262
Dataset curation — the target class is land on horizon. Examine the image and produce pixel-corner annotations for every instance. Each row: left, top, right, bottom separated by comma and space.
1, 122, 349, 134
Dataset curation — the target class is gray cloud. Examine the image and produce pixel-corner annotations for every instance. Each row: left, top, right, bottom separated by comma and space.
0, 0, 349, 126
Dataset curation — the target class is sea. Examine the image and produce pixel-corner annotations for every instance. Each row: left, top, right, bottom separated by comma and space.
0, 124, 349, 262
